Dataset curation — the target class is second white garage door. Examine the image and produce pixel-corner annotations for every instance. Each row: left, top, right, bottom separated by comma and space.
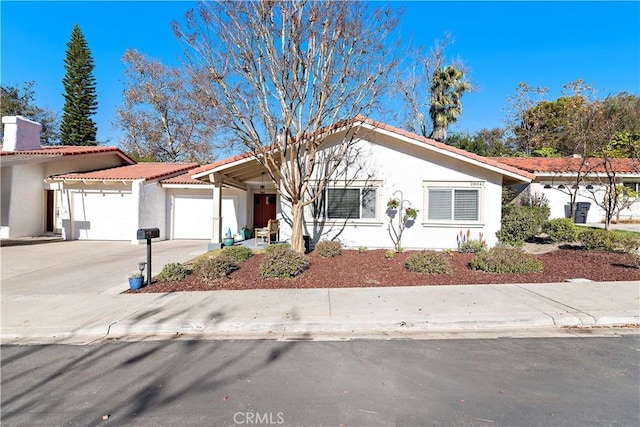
172, 195, 239, 240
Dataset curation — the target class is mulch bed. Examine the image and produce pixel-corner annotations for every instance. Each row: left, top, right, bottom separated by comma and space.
129, 248, 640, 293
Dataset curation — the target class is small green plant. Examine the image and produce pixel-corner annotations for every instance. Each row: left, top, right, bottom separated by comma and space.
470, 247, 543, 274
129, 271, 142, 279
358, 246, 368, 254
259, 247, 309, 279
156, 262, 190, 282
385, 250, 395, 260
456, 229, 487, 253
199, 255, 238, 282
405, 251, 451, 274
579, 228, 640, 252
221, 245, 255, 263
314, 240, 343, 258
542, 218, 579, 243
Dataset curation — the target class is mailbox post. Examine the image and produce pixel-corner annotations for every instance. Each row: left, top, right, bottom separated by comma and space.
137, 228, 159, 286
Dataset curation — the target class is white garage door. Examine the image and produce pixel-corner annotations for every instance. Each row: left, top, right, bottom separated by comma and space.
173, 195, 239, 240
173, 196, 212, 239
72, 190, 134, 240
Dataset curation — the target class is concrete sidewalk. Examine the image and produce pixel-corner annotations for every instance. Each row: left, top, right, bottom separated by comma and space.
2, 280, 638, 344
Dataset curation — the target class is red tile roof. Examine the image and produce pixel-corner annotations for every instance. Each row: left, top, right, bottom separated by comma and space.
0, 145, 135, 163
192, 116, 535, 181
50, 163, 199, 182
161, 164, 216, 185
490, 157, 640, 174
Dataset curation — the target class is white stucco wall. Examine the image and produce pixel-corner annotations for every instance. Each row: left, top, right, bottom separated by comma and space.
277, 133, 507, 250
136, 180, 167, 243
1, 163, 46, 237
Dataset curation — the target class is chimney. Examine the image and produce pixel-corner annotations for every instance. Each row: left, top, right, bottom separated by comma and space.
1, 116, 42, 152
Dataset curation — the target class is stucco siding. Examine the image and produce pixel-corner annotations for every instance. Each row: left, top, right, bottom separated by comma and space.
280, 135, 507, 250
3, 163, 46, 237
137, 181, 167, 242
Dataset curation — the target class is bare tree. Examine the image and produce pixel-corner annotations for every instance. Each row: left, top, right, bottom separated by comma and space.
173, 1, 400, 253
115, 49, 219, 163
504, 82, 549, 155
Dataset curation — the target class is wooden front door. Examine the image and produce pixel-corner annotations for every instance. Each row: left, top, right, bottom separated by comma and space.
45, 190, 55, 233
253, 194, 277, 229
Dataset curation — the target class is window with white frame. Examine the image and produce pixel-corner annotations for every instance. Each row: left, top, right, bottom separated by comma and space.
326, 187, 377, 219
424, 182, 483, 222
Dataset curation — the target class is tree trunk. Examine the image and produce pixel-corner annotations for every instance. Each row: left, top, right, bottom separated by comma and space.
430, 125, 446, 142
290, 201, 305, 254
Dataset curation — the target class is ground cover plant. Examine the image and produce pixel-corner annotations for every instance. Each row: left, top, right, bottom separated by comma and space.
131, 241, 640, 293
314, 240, 343, 258
469, 247, 543, 274
405, 251, 451, 274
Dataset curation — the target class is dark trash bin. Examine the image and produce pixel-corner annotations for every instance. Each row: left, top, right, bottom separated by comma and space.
303, 235, 311, 254
574, 202, 591, 224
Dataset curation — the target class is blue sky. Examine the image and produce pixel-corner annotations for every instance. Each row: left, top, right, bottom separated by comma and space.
2, 1, 639, 147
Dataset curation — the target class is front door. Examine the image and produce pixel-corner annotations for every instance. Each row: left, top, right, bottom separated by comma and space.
45, 190, 55, 233
253, 193, 276, 229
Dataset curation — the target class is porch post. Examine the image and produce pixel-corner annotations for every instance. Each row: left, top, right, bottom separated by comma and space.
209, 174, 223, 250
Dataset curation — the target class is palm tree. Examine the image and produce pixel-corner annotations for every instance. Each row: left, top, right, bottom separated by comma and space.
429, 65, 471, 142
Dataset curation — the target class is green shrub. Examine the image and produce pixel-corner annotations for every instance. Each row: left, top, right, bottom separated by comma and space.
358, 246, 368, 254
542, 218, 579, 243
221, 245, 255, 263
314, 240, 343, 258
405, 251, 451, 274
385, 250, 395, 260
458, 240, 487, 253
156, 262, 190, 282
259, 247, 309, 279
496, 205, 550, 246
470, 247, 543, 273
265, 243, 290, 255
579, 228, 640, 252
199, 255, 238, 282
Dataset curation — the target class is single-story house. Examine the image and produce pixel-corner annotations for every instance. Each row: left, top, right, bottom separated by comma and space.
1, 115, 249, 244
188, 118, 535, 249
492, 157, 640, 223
1, 116, 135, 239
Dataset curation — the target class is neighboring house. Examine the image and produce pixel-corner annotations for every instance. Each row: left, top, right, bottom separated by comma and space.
492, 157, 640, 223
1, 116, 135, 239
1, 115, 245, 243
191, 118, 535, 250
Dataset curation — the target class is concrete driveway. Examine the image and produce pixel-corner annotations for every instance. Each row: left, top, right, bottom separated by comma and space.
1, 240, 208, 295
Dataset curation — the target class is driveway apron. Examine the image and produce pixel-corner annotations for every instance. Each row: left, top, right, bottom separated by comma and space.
1, 240, 208, 295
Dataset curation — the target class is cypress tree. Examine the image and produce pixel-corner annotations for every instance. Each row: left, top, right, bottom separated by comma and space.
60, 24, 98, 145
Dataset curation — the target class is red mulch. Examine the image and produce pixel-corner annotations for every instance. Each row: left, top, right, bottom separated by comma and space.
129, 248, 640, 293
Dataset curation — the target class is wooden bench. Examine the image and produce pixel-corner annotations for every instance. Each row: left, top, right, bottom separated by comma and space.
255, 219, 279, 244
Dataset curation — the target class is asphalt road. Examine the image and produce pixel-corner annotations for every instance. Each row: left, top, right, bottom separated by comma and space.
1, 336, 638, 426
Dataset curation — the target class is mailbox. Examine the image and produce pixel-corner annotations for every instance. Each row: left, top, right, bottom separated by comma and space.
137, 227, 160, 240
